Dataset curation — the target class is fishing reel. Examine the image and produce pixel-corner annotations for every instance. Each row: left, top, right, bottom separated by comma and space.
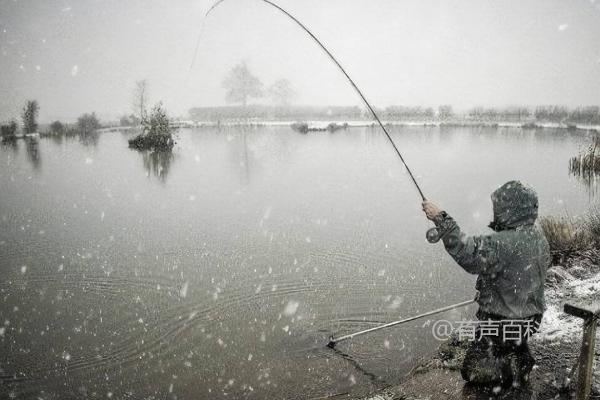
426, 227, 440, 243
426, 227, 443, 243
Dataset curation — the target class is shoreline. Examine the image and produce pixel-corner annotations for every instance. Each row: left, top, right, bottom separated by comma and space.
177, 120, 600, 132
92, 120, 600, 133
360, 250, 600, 400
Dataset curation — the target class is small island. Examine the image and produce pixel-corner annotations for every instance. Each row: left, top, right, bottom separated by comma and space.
128, 103, 175, 151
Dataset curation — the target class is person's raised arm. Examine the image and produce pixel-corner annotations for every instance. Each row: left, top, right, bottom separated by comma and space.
422, 201, 500, 275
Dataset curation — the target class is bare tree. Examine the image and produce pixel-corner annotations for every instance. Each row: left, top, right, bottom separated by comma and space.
22, 100, 39, 134
77, 112, 101, 135
438, 105, 453, 121
268, 79, 296, 107
221, 63, 263, 106
132, 80, 149, 124
49, 121, 65, 135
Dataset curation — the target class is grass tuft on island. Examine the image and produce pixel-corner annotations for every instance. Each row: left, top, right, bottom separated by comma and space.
128, 103, 175, 151
128, 133, 174, 151
290, 121, 348, 134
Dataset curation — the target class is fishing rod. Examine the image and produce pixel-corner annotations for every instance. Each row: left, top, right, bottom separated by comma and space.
202, 0, 427, 201
327, 299, 475, 348
200, 0, 457, 346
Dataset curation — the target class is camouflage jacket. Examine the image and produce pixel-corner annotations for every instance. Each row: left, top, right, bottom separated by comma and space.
433, 181, 551, 319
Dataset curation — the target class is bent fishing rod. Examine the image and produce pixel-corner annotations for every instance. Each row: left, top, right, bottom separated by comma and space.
202, 0, 426, 201
201, 0, 460, 345
327, 299, 475, 348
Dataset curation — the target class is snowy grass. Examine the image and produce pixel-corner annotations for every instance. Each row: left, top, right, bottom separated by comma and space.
540, 206, 600, 262
585, 206, 600, 247
540, 216, 592, 263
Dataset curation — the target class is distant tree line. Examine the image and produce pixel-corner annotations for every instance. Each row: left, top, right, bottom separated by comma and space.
187, 103, 600, 124
188, 62, 599, 125
189, 105, 363, 122
1, 100, 40, 141
189, 104, 451, 122
378, 106, 435, 121
535, 106, 600, 124
465, 105, 600, 124
43, 112, 101, 142
0, 98, 103, 143
467, 106, 531, 121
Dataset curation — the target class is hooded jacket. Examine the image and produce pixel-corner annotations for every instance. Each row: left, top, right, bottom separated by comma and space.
433, 181, 550, 318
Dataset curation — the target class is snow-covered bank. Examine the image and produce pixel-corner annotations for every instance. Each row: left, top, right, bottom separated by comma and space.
361, 250, 600, 400
100, 119, 600, 134
539, 264, 600, 342
534, 251, 600, 396
159, 120, 600, 132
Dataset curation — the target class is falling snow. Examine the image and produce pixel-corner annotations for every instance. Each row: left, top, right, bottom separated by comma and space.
179, 281, 189, 298
283, 300, 299, 316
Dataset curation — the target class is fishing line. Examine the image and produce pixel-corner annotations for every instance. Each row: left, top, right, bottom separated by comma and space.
189, 12, 209, 70
197, 0, 427, 201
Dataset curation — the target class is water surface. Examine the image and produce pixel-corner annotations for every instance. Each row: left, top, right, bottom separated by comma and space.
0, 125, 595, 399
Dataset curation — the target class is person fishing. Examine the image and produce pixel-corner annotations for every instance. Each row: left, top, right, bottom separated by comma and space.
422, 180, 550, 388
205, 5, 548, 391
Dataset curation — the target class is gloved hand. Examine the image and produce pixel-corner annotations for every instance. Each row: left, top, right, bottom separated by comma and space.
422, 200, 442, 221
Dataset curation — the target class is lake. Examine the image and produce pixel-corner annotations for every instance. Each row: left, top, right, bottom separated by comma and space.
0, 125, 596, 399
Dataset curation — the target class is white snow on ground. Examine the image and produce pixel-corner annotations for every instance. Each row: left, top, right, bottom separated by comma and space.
535, 301, 581, 342
569, 274, 600, 297
558, 269, 600, 394
361, 263, 600, 400
535, 268, 600, 343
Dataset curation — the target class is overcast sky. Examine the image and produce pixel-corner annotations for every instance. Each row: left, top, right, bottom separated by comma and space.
1, 0, 599, 122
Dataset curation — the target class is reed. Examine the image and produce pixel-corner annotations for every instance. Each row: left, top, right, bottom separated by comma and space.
569, 136, 600, 176
585, 206, 600, 247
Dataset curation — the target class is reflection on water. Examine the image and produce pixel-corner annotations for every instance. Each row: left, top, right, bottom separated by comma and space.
1, 136, 18, 151
0, 126, 594, 399
141, 150, 175, 181
48, 133, 64, 145
239, 129, 250, 184
25, 138, 41, 170
569, 162, 600, 194
79, 130, 100, 147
